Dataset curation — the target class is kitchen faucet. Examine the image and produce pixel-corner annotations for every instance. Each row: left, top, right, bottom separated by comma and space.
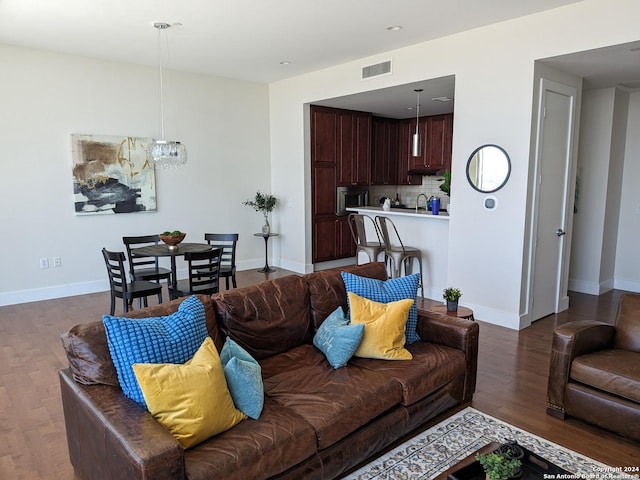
416, 193, 428, 212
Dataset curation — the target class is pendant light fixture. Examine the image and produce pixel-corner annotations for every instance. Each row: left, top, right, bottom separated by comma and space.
149, 22, 187, 168
411, 88, 423, 157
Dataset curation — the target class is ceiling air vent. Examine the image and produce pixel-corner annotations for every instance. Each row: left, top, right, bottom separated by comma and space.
362, 60, 392, 80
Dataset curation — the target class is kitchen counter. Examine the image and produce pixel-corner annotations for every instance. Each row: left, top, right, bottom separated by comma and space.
348, 206, 449, 300
348, 205, 449, 219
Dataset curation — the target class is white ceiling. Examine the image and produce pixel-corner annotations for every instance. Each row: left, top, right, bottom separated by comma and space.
2, 0, 639, 119
0, 0, 580, 83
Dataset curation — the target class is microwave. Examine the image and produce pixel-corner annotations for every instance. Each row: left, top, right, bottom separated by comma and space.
337, 187, 369, 216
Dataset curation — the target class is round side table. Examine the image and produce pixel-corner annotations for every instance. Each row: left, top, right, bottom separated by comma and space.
431, 304, 475, 321
253, 233, 279, 273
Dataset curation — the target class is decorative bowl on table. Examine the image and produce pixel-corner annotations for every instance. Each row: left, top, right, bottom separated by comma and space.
159, 231, 186, 250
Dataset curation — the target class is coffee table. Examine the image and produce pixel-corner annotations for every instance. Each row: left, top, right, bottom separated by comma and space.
437, 441, 579, 480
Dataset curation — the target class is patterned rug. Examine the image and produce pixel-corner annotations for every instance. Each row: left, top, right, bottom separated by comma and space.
343, 407, 624, 480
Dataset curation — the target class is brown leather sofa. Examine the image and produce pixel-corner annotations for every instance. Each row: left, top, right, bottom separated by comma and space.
60, 262, 479, 480
546, 292, 640, 441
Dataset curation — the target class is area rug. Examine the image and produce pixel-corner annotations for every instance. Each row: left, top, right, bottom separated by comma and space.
343, 407, 619, 479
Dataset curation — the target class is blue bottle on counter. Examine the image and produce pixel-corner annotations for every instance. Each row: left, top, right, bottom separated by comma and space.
432, 197, 440, 215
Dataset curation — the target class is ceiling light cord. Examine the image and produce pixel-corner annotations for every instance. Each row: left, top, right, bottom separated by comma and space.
157, 24, 166, 140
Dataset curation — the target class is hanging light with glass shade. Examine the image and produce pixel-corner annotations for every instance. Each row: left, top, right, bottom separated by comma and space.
149, 22, 187, 168
411, 88, 423, 157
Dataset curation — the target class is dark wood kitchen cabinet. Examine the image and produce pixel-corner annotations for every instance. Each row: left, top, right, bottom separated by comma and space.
397, 119, 423, 185
310, 105, 361, 263
312, 216, 355, 262
407, 114, 453, 173
370, 117, 398, 185
336, 111, 371, 186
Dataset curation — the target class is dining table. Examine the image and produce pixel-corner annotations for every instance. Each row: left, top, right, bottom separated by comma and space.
130, 242, 212, 290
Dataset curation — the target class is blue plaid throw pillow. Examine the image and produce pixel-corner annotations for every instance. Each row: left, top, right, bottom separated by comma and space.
341, 271, 420, 344
103, 295, 208, 408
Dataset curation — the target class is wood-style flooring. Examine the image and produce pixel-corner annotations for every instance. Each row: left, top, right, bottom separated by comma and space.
0, 270, 638, 479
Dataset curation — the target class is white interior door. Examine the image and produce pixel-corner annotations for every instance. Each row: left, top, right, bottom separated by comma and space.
531, 80, 576, 321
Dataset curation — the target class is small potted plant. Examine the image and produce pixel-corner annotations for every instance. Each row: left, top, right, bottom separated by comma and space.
476, 450, 522, 480
244, 191, 277, 235
442, 286, 462, 312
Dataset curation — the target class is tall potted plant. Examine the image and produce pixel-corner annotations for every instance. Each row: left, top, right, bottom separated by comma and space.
244, 191, 277, 235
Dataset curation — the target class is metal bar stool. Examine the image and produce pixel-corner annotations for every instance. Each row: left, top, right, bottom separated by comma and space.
348, 213, 384, 264
375, 215, 424, 297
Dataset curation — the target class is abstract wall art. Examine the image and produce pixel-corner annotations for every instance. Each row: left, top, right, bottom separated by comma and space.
72, 134, 157, 215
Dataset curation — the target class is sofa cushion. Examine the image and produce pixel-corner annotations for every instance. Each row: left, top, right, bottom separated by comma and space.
184, 397, 317, 480
351, 342, 467, 406
212, 275, 312, 361
342, 271, 421, 344
133, 337, 246, 449
261, 344, 403, 449
313, 306, 364, 369
103, 295, 208, 408
307, 262, 389, 329
220, 337, 264, 419
348, 293, 413, 360
571, 349, 640, 403
61, 321, 119, 386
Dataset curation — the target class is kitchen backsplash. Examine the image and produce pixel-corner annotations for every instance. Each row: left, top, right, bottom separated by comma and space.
370, 176, 450, 210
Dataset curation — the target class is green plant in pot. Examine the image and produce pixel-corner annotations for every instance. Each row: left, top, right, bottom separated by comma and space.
476, 450, 522, 480
244, 191, 277, 235
439, 170, 451, 196
442, 286, 462, 312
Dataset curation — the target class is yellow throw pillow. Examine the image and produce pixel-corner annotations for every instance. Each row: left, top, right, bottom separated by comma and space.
133, 337, 246, 449
348, 292, 414, 360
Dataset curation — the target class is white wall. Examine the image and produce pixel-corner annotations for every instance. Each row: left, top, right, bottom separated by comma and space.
569, 88, 632, 295
0, 45, 271, 305
269, 0, 640, 329
615, 91, 640, 292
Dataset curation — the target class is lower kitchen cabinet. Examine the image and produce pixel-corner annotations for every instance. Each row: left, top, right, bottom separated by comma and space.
312, 216, 355, 263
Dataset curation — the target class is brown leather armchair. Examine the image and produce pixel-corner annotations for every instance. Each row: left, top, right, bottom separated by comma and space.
546, 292, 640, 441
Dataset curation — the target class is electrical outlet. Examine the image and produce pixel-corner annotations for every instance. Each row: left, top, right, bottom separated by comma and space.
53, 257, 62, 268
40, 258, 49, 269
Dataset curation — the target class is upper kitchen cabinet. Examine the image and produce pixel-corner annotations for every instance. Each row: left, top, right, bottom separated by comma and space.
407, 114, 453, 174
336, 110, 371, 186
397, 119, 423, 185
311, 106, 338, 166
370, 117, 398, 185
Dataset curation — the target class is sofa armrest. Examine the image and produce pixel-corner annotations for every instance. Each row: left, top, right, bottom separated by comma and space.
60, 368, 184, 480
416, 308, 479, 403
546, 320, 615, 418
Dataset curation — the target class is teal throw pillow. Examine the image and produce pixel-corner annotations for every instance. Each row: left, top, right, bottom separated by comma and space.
341, 271, 420, 344
103, 295, 208, 409
313, 306, 364, 369
220, 337, 264, 419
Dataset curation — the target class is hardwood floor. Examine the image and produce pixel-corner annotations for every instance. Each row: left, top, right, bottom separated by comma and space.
0, 273, 638, 479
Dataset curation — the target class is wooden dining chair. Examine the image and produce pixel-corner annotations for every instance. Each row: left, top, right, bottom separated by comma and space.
203, 233, 239, 289
122, 235, 172, 286
169, 248, 223, 300
102, 248, 163, 315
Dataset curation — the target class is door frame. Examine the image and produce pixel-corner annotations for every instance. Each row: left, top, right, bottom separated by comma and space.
524, 78, 579, 325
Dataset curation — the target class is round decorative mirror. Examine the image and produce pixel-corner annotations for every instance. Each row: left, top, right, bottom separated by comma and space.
466, 144, 511, 193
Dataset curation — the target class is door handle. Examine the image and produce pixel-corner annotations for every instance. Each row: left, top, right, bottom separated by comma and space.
556, 228, 566, 237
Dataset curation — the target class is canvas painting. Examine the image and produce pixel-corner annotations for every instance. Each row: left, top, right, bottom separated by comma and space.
72, 134, 157, 215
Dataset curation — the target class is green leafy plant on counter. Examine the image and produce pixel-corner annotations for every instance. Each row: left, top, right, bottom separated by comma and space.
439, 170, 451, 196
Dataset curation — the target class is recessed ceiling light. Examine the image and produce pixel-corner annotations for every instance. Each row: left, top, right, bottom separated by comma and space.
386, 25, 402, 32
280, 61, 291, 65
432, 96, 454, 102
